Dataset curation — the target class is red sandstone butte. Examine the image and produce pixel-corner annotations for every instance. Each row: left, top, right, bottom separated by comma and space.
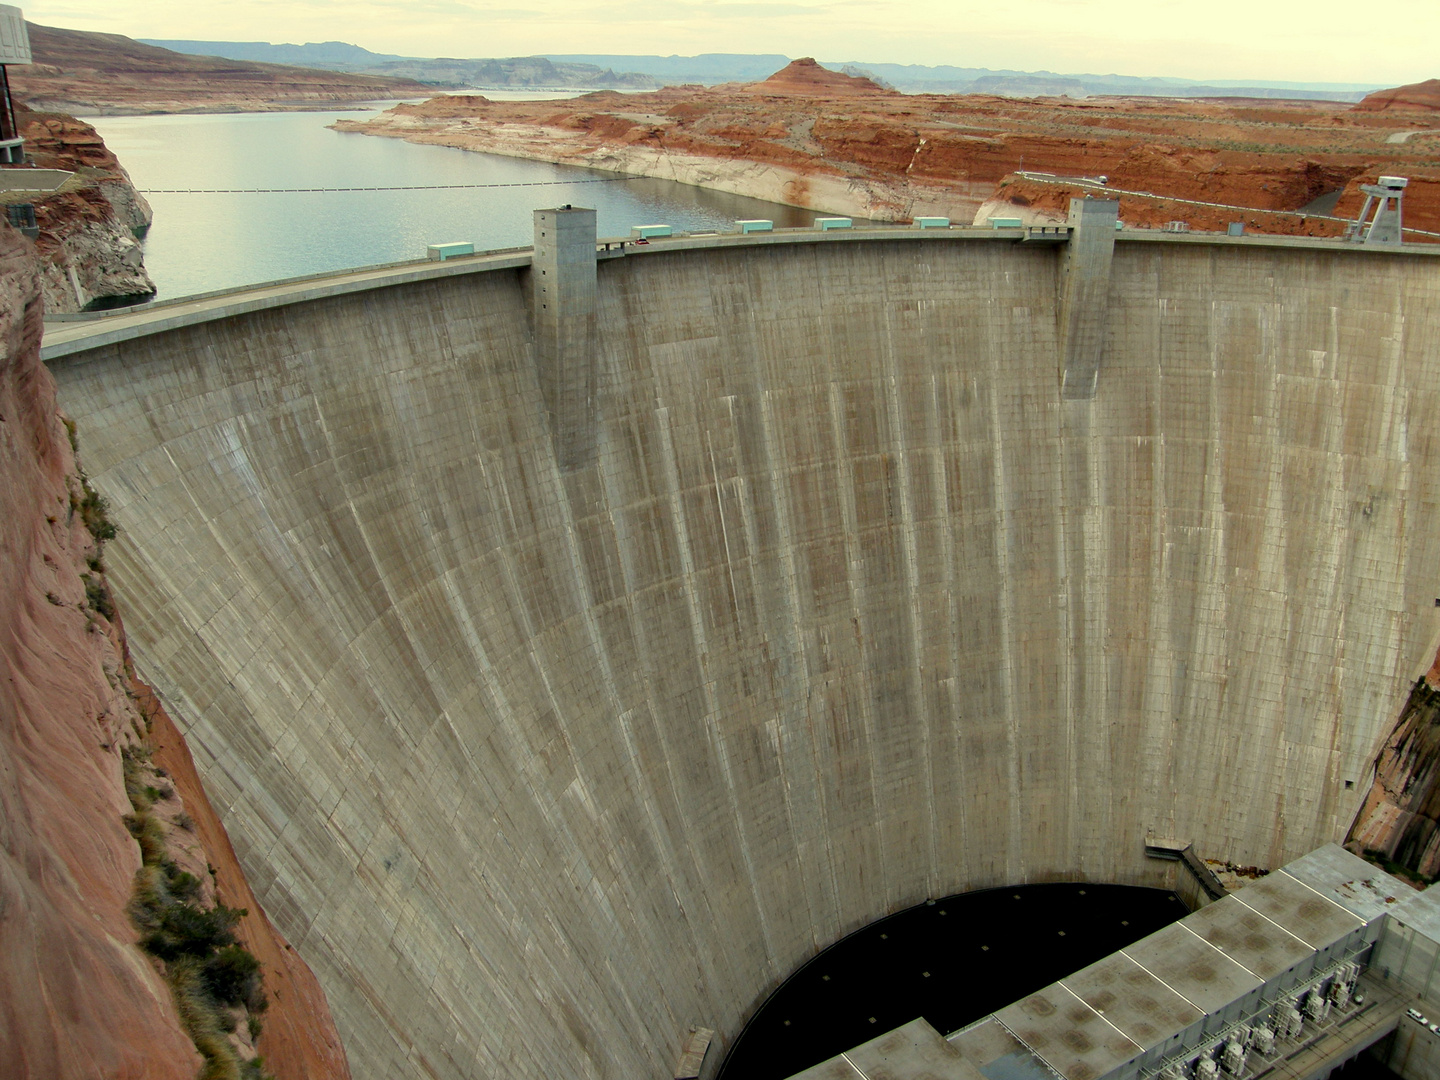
1352, 79, 1440, 113
0, 221, 348, 1080
739, 56, 893, 96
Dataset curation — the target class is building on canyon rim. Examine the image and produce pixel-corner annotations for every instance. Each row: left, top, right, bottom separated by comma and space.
28, 198, 1440, 1080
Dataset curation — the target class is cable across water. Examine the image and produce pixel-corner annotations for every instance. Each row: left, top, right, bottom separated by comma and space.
138, 177, 638, 194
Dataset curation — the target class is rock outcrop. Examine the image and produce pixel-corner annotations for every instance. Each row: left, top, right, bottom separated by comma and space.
1348, 679, 1440, 881
1352, 79, 1440, 113
0, 221, 348, 1079
741, 57, 893, 96
968, 168, 1440, 239
0, 220, 196, 1080
11, 105, 155, 312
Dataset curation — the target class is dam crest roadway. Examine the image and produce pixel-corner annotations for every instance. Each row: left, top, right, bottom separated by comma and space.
40, 211, 1440, 1080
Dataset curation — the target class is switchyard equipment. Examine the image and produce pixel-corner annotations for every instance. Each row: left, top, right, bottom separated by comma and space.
1346, 176, 1408, 245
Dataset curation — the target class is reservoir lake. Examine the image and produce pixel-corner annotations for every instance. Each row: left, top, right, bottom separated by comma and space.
89, 100, 816, 301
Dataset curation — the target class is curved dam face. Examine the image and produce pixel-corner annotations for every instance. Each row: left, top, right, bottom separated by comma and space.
45, 234, 1440, 1080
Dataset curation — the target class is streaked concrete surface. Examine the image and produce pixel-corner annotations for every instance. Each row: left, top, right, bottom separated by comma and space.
41, 232, 1440, 1080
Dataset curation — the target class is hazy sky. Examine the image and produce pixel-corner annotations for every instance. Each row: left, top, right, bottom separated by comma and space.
23, 0, 1436, 86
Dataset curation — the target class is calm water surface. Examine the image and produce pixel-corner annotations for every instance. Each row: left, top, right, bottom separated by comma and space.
720, 883, 1187, 1080
89, 104, 815, 301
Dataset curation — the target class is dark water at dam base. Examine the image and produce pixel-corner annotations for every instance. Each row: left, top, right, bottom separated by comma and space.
721, 883, 1187, 1080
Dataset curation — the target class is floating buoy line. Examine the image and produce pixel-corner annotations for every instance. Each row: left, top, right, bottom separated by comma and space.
138, 177, 638, 194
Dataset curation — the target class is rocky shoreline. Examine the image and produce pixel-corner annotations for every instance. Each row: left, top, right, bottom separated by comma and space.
333, 61, 1440, 237
11, 106, 156, 313
335, 105, 982, 222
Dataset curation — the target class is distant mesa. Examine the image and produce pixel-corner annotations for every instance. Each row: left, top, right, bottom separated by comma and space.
970, 74, 1088, 98
747, 57, 894, 96
1352, 78, 1440, 112
10, 22, 437, 114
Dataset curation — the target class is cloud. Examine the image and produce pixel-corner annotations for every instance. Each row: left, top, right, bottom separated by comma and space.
570, 0, 826, 21
20, 0, 1438, 84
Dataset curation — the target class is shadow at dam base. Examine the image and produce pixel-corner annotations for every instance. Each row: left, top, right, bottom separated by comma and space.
719, 883, 1188, 1080
1329, 1053, 1404, 1080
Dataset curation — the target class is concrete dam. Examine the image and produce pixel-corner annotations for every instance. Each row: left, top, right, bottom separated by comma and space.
40, 212, 1440, 1080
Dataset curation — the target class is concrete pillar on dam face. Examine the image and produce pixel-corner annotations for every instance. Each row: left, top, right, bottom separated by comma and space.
533, 206, 598, 469
1058, 197, 1119, 400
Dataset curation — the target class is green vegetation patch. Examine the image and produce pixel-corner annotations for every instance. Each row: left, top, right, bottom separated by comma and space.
84, 574, 115, 620
122, 747, 272, 1080
63, 418, 118, 545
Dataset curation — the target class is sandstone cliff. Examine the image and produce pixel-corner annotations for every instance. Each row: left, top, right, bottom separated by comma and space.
738, 57, 893, 96
11, 105, 156, 313
1353, 79, 1440, 114
0, 222, 348, 1080
1349, 663, 1440, 883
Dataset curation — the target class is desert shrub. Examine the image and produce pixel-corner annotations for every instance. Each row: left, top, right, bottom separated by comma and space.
123, 811, 168, 866
78, 483, 117, 542
140, 900, 244, 962
205, 945, 264, 1010
122, 743, 272, 1079
169, 869, 202, 902
170, 957, 243, 1080
1361, 846, 1438, 887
